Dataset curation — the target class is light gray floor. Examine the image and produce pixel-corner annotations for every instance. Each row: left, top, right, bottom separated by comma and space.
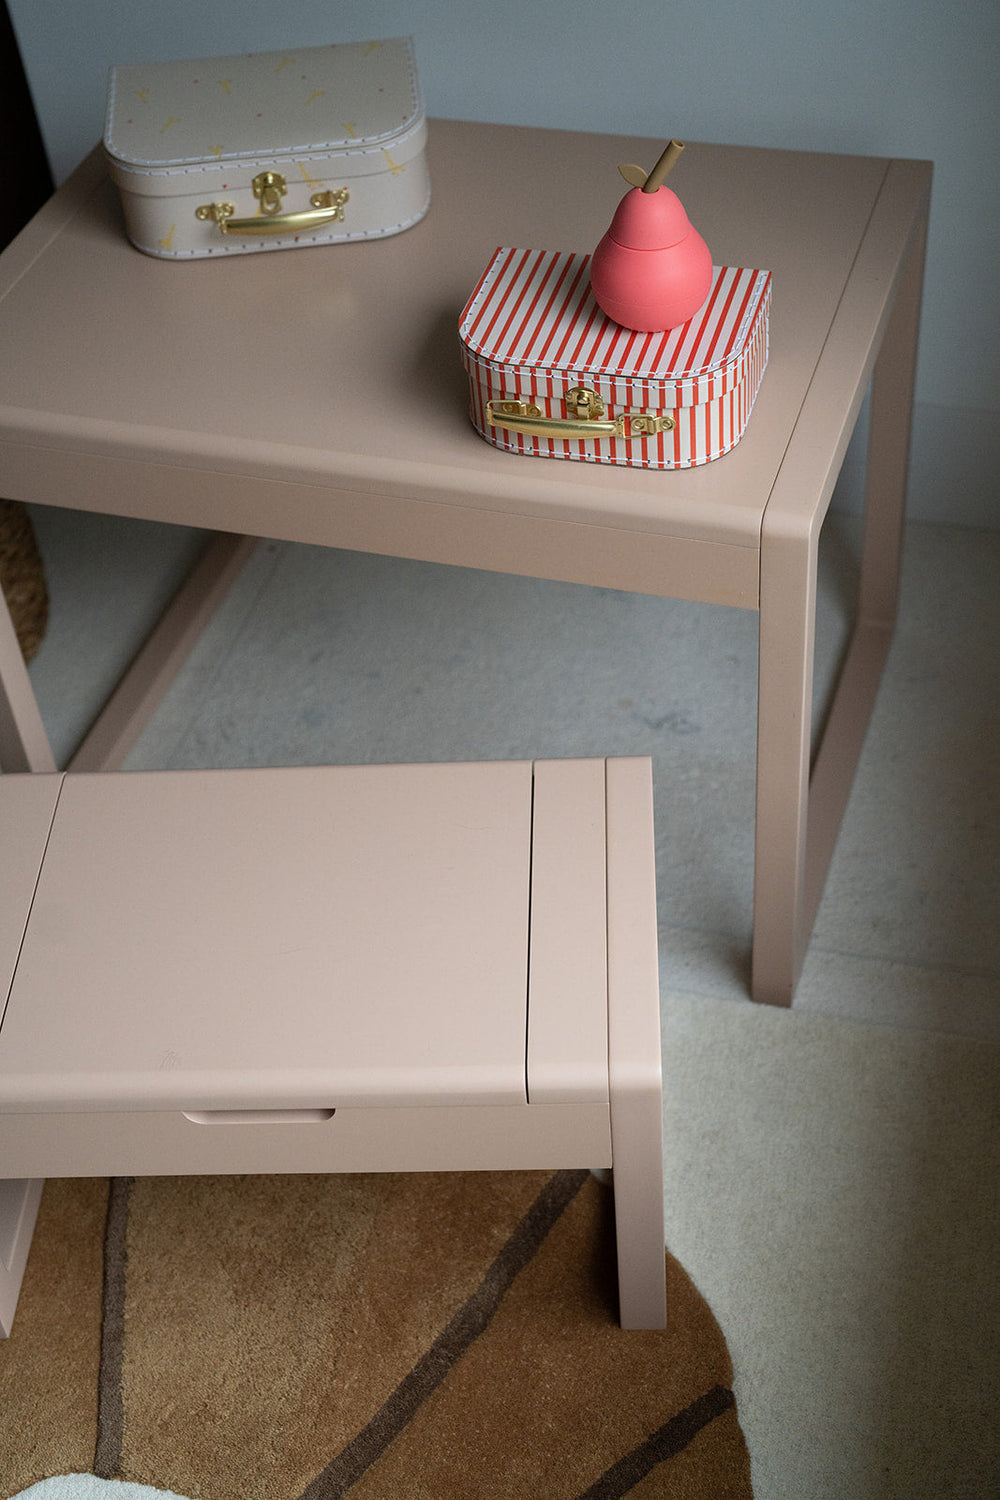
20, 500, 1000, 1498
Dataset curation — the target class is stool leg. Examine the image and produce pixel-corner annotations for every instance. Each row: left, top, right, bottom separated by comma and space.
609, 1099, 667, 1330
0, 1178, 44, 1337
606, 759, 666, 1330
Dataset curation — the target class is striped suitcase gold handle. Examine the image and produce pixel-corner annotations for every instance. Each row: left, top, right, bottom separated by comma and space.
486, 387, 674, 440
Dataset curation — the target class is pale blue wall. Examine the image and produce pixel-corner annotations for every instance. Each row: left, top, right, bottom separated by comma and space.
9, 0, 999, 525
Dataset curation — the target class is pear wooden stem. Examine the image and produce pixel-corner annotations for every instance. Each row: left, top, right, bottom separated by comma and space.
642, 139, 684, 193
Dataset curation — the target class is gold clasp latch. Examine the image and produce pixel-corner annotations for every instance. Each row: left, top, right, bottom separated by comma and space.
564, 387, 606, 420
253, 171, 287, 215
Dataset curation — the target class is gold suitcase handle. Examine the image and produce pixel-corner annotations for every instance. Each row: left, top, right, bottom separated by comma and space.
196, 171, 349, 236
486, 387, 674, 441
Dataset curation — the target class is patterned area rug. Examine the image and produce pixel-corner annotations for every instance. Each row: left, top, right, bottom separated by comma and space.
1, 1172, 751, 1498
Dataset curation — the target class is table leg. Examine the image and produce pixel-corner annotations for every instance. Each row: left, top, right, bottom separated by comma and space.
751, 207, 928, 1006
68, 532, 256, 772
0, 530, 254, 775
0, 595, 56, 772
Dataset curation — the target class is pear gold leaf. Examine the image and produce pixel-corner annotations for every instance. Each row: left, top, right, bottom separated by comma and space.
618, 162, 648, 188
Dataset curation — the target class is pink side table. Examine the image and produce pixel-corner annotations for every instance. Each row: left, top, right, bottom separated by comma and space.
0, 121, 931, 1006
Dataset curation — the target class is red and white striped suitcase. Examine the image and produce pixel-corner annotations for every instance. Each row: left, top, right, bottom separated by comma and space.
459, 247, 770, 469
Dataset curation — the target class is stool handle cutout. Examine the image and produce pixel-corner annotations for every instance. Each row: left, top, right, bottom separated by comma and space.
183, 1108, 336, 1125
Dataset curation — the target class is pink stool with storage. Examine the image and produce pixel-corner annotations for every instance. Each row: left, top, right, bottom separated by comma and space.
0, 757, 664, 1332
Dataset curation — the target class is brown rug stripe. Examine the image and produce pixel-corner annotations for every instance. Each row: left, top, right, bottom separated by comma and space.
92, 1176, 133, 1481
298, 1167, 590, 1500
575, 1384, 738, 1498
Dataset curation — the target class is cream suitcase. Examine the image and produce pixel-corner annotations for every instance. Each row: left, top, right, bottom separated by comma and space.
460, 247, 770, 469
104, 36, 429, 258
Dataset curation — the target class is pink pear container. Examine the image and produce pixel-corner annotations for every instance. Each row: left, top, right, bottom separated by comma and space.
590, 185, 713, 331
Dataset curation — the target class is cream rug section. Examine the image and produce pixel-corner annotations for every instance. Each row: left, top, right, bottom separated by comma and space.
661, 994, 1000, 1500
12, 1483, 188, 1500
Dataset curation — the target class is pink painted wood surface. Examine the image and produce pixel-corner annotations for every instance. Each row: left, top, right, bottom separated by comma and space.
0, 757, 662, 1331
0, 763, 533, 1111
0, 123, 894, 599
